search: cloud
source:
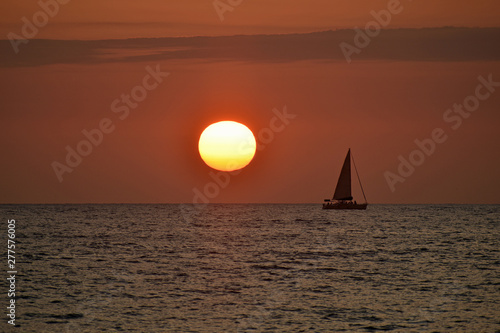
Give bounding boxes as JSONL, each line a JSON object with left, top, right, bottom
{"left": 1, "top": 27, "right": 499, "bottom": 67}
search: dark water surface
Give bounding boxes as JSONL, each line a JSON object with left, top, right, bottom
{"left": 0, "top": 204, "right": 499, "bottom": 332}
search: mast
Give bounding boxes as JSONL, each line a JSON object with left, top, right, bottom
{"left": 351, "top": 150, "right": 368, "bottom": 204}
{"left": 332, "top": 149, "right": 352, "bottom": 201}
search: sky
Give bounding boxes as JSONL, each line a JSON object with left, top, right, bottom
{"left": 1, "top": 1, "right": 499, "bottom": 204}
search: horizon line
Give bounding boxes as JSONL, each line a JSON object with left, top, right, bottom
{"left": 0, "top": 203, "right": 498, "bottom": 205}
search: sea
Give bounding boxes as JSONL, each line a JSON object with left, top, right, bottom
{"left": 0, "top": 204, "right": 498, "bottom": 332}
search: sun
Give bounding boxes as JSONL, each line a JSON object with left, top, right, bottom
{"left": 198, "top": 121, "right": 257, "bottom": 172}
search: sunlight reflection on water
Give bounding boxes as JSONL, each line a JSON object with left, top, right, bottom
{"left": 2, "top": 204, "right": 499, "bottom": 332}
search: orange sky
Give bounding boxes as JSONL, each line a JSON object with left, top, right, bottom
{"left": 1, "top": 2, "right": 499, "bottom": 204}
{"left": 1, "top": 0, "right": 500, "bottom": 39}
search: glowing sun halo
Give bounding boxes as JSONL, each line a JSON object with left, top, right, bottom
{"left": 198, "top": 121, "right": 257, "bottom": 172}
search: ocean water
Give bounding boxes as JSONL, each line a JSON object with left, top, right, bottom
{"left": 0, "top": 204, "right": 499, "bottom": 332}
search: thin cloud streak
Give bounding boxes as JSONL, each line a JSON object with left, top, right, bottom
{"left": 1, "top": 27, "right": 500, "bottom": 67}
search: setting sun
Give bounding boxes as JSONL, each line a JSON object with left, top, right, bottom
{"left": 198, "top": 121, "right": 257, "bottom": 172}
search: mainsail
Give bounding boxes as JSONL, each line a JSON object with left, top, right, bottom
{"left": 332, "top": 149, "right": 353, "bottom": 200}
{"left": 323, "top": 148, "right": 368, "bottom": 210}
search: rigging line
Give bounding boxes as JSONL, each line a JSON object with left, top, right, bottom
{"left": 351, "top": 151, "right": 368, "bottom": 203}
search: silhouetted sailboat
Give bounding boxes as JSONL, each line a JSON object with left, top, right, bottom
{"left": 323, "top": 149, "right": 368, "bottom": 210}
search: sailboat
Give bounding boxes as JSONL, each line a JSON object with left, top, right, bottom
{"left": 323, "top": 149, "right": 368, "bottom": 210}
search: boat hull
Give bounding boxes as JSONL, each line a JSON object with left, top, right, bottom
{"left": 322, "top": 202, "right": 367, "bottom": 210}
